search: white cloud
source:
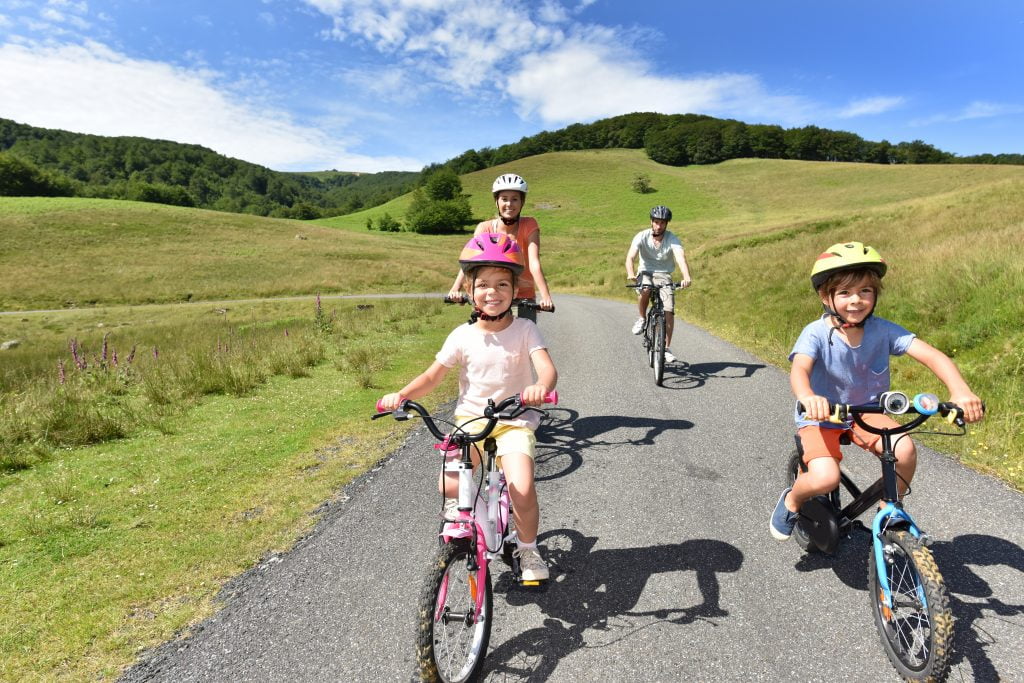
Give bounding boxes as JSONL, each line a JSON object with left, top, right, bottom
{"left": 837, "top": 96, "right": 905, "bottom": 118}
{"left": 0, "top": 40, "right": 424, "bottom": 171}
{"left": 911, "top": 100, "right": 1024, "bottom": 126}
{"left": 305, "top": 0, "right": 815, "bottom": 125}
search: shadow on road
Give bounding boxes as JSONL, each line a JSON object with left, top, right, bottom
{"left": 661, "top": 360, "right": 766, "bottom": 390}
{"left": 483, "top": 529, "right": 743, "bottom": 680}
{"left": 791, "top": 529, "right": 1024, "bottom": 681}
{"left": 533, "top": 410, "right": 695, "bottom": 482}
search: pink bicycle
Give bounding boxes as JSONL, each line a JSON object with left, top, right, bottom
{"left": 374, "top": 392, "right": 557, "bottom": 682}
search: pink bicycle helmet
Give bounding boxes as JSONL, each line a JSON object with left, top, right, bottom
{"left": 458, "top": 233, "right": 525, "bottom": 275}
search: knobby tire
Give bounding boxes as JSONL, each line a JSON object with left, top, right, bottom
{"left": 416, "top": 540, "right": 492, "bottom": 683}
{"left": 868, "top": 529, "right": 953, "bottom": 682}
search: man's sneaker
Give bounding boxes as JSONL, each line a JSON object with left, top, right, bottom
{"left": 514, "top": 546, "right": 549, "bottom": 581}
{"left": 770, "top": 487, "right": 799, "bottom": 541}
{"left": 631, "top": 318, "right": 645, "bottom": 335}
{"left": 442, "top": 498, "right": 459, "bottom": 521}
{"left": 664, "top": 349, "right": 676, "bottom": 363}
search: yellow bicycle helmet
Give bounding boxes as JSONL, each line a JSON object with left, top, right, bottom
{"left": 810, "top": 242, "right": 887, "bottom": 291}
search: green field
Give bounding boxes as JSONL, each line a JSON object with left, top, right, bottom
{"left": 2, "top": 151, "right": 1022, "bottom": 679}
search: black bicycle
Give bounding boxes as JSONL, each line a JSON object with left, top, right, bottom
{"left": 627, "top": 272, "right": 684, "bottom": 386}
{"left": 785, "top": 391, "right": 978, "bottom": 681}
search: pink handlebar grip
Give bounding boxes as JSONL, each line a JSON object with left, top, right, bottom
{"left": 544, "top": 390, "right": 558, "bottom": 405}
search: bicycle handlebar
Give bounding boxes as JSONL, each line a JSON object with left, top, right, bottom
{"left": 443, "top": 294, "right": 553, "bottom": 312}
{"left": 796, "top": 391, "right": 973, "bottom": 433}
{"left": 626, "top": 272, "right": 687, "bottom": 291}
{"left": 373, "top": 391, "right": 558, "bottom": 443}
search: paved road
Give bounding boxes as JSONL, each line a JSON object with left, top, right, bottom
{"left": 122, "top": 294, "right": 1024, "bottom": 682}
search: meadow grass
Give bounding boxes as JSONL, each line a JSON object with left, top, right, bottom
{"left": 2, "top": 153, "right": 1023, "bottom": 679}
{"left": 0, "top": 297, "right": 459, "bottom": 681}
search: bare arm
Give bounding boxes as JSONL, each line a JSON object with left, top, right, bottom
{"left": 905, "top": 339, "right": 984, "bottom": 422}
{"left": 524, "top": 233, "right": 554, "bottom": 310}
{"left": 521, "top": 348, "right": 558, "bottom": 406}
{"left": 625, "top": 245, "right": 640, "bottom": 280}
{"left": 790, "top": 353, "right": 830, "bottom": 421}
{"left": 379, "top": 361, "right": 450, "bottom": 411}
{"left": 672, "top": 245, "right": 692, "bottom": 286}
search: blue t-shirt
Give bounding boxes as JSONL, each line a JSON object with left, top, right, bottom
{"left": 789, "top": 315, "right": 916, "bottom": 428}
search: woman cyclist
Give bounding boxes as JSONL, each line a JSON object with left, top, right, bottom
{"left": 447, "top": 173, "right": 554, "bottom": 322}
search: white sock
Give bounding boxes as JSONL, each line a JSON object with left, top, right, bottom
{"left": 518, "top": 540, "right": 537, "bottom": 550}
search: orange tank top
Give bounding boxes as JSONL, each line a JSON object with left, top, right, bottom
{"left": 480, "top": 217, "right": 539, "bottom": 299}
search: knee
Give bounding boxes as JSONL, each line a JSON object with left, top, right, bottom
{"left": 895, "top": 439, "right": 918, "bottom": 468}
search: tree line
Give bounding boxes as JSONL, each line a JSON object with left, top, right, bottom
{"left": 0, "top": 118, "right": 417, "bottom": 217}
{"left": 3, "top": 114, "right": 1020, "bottom": 224}
{"left": 430, "top": 112, "right": 1023, "bottom": 175}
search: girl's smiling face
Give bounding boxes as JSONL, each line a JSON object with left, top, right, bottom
{"left": 471, "top": 266, "right": 516, "bottom": 315}
{"left": 823, "top": 274, "right": 877, "bottom": 325}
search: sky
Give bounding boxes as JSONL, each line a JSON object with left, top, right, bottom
{"left": 1, "top": 1, "right": 1022, "bottom": 173}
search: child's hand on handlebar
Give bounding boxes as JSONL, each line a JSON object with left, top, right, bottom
{"left": 950, "top": 391, "right": 985, "bottom": 423}
{"left": 378, "top": 392, "right": 405, "bottom": 412}
{"left": 520, "top": 384, "right": 550, "bottom": 406}
{"left": 799, "top": 394, "right": 831, "bottom": 422}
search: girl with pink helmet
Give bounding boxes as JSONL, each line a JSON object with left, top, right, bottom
{"left": 380, "top": 233, "right": 559, "bottom": 582}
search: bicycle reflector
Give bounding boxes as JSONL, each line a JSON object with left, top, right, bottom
{"left": 880, "top": 391, "right": 909, "bottom": 414}
{"left": 913, "top": 393, "right": 940, "bottom": 416}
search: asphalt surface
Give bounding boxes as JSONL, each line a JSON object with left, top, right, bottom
{"left": 121, "top": 294, "right": 1024, "bottom": 682}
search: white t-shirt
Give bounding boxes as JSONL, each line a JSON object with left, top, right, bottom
{"left": 630, "top": 229, "right": 683, "bottom": 274}
{"left": 436, "top": 318, "right": 548, "bottom": 429}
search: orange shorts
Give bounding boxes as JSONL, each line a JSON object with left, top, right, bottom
{"left": 797, "top": 413, "right": 901, "bottom": 463}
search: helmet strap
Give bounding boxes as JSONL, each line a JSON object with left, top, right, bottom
{"left": 467, "top": 270, "right": 517, "bottom": 324}
{"left": 822, "top": 297, "right": 875, "bottom": 346}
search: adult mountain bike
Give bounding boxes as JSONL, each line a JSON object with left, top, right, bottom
{"left": 785, "top": 391, "right": 977, "bottom": 681}
{"left": 373, "top": 392, "right": 556, "bottom": 683}
{"left": 627, "top": 272, "right": 684, "bottom": 387}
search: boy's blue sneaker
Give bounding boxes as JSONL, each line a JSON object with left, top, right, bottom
{"left": 770, "top": 487, "right": 799, "bottom": 541}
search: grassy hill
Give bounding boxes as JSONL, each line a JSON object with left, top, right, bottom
{"left": 2, "top": 152, "right": 1022, "bottom": 680}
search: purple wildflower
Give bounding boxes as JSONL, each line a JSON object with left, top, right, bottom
{"left": 153, "top": 346, "right": 159, "bottom": 360}
{"left": 58, "top": 358, "right": 66, "bottom": 385}
{"left": 126, "top": 345, "right": 136, "bottom": 364}
{"left": 101, "top": 332, "right": 109, "bottom": 365}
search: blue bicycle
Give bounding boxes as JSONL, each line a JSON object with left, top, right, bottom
{"left": 786, "top": 391, "right": 975, "bottom": 681}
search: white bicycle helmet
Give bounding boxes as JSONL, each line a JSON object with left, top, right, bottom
{"left": 492, "top": 173, "right": 528, "bottom": 197}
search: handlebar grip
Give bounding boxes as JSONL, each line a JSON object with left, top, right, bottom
{"left": 443, "top": 294, "right": 469, "bottom": 305}
{"left": 376, "top": 396, "right": 406, "bottom": 413}
{"left": 544, "top": 390, "right": 558, "bottom": 405}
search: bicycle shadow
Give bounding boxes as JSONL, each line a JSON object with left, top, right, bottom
{"left": 930, "top": 534, "right": 1024, "bottom": 681}
{"left": 793, "top": 531, "right": 1024, "bottom": 680}
{"left": 533, "top": 411, "right": 695, "bottom": 481}
{"left": 483, "top": 528, "right": 743, "bottom": 680}
{"left": 660, "top": 360, "right": 766, "bottom": 391}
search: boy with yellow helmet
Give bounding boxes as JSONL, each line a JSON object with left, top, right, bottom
{"left": 770, "top": 242, "right": 984, "bottom": 541}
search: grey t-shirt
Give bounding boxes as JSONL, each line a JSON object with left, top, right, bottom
{"left": 630, "top": 229, "right": 683, "bottom": 274}
{"left": 789, "top": 314, "right": 916, "bottom": 428}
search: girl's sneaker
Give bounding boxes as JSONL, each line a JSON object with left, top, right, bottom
{"left": 514, "top": 546, "right": 549, "bottom": 581}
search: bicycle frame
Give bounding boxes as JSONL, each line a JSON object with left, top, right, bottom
{"left": 799, "top": 396, "right": 967, "bottom": 609}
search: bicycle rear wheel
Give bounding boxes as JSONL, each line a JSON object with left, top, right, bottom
{"left": 416, "top": 540, "right": 492, "bottom": 683}
{"left": 652, "top": 314, "right": 665, "bottom": 386}
{"left": 868, "top": 529, "right": 952, "bottom": 681}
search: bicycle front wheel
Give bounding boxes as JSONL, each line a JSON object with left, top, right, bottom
{"left": 868, "top": 529, "right": 953, "bottom": 681}
{"left": 652, "top": 314, "right": 665, "bottom": 386}
{"left": 416, "top": 539, "right": 492, "bottom": 683}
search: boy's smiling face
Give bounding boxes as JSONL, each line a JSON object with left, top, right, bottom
{"left": 471, "top": 266, "right": 516, "bottom": 316}
{"left": 822, "top": 274, "right": 877, "bottom": 325}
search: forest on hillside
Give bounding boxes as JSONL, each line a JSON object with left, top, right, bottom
{"left": 2, "top": 113, "right": 1021, "bottom": 218}
{"left": 0, "top": 118, "right": 417, "bottom": 218}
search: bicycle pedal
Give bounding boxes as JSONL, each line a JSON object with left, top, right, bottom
{"left": 520, "top": 579, "right": 542, "bottom": 587}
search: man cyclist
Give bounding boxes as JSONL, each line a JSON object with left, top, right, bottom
{"left": 625, "top": 205, "right": 692, "bottom": 363}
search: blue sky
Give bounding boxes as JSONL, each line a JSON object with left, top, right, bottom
{"left": 1, "top": 0, "right": 1021, "bottom": 172}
